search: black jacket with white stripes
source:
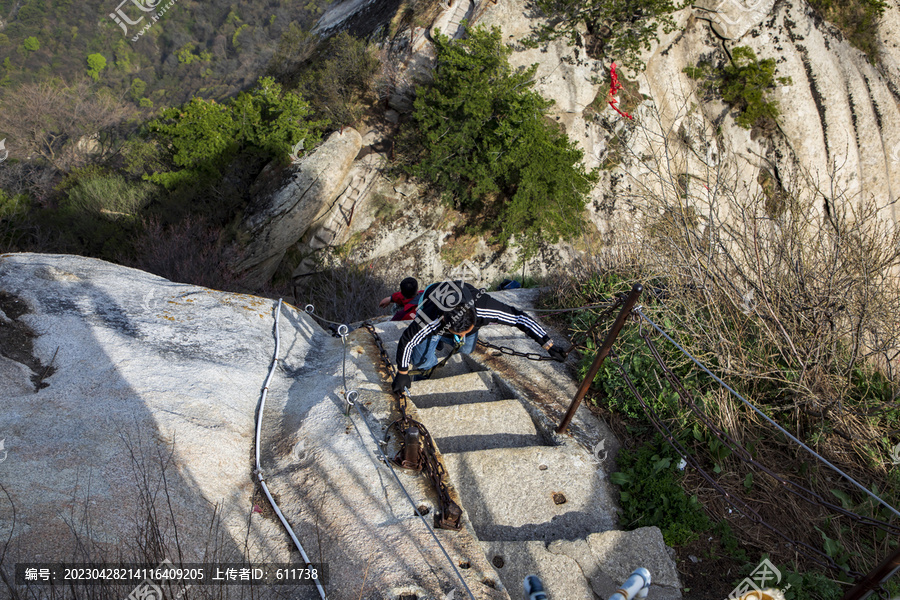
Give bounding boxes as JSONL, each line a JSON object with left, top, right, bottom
{"left": 395, "top": 282, "right": 551, "bottom": 371}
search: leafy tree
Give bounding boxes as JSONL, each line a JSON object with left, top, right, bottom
{"left": 528, "top": 0, "right": 683, "bottom": 71}
{"left": 130, "top": 77, "right": 147, "bottom": 101}
{"left": 267, "top": 22, "right": 316, "bottom": 81}
{"left": 23, "top": 37, "right": 39, "bottom": 52}
{"left": 0, "top": 78, "right": 134, "bottom": 171}
{"left": 684, "top": 46, "right": 792, "bottom": 130}
{"left": 408, "top": 25, "right": 598, "bottom": 257}
{"left": 86, "top": 53, "right": 106, "bottom": 81}
{"left": 146, "top": 76, "right": 327, "bottom": 187}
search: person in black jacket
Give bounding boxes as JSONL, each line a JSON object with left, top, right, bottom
{"left": 391, "top": 280, "right": 565, "bottom": 394}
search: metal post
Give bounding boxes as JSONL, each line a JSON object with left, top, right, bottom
{"left": 841, "top": 545, "right": 900, "bottom": 600}
{"left": 557, "top": 283, "right": 643, "bottom": 434}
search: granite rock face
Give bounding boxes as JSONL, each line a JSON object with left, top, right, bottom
{"left": 0, "top": 254, "right": 517, "bottom": 599}
{"left": 233, "top": 128, "right": 363, "bottom": 288}
{"left": 297, "top": 0, "right": 900, "bottom": 287}
{"left": 0, "top": 253, "right": 303, "bottom": 594}
{"left": 475, "top": 0, "right": 900, "bottom": 236}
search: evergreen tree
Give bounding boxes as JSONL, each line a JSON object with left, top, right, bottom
{"left": 411, "top": 25, "right": 598, "bottom": 256}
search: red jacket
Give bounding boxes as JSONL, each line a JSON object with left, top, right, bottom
{"left": 390, "top": 290, "right": 422, "bottom": 321}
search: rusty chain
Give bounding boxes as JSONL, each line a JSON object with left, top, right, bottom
{"left": 363, "top": 322, "right": 463, "bottom": 530}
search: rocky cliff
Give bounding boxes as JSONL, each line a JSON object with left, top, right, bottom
{"left": 289, "top": 0, "right": 900, "bottom": 284}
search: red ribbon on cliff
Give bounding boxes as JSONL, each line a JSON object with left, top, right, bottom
{"left": 607, "top": 63, "right": 634, "bottom": 120}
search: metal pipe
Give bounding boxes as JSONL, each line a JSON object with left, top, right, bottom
{"left": 256, "top": 299, "right": 328, "bottom": 600}
{"left": 557, "top": 283, "right": 643, "bottom": 434}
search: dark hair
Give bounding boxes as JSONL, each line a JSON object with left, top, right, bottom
{"left": 400, "top": 277, "right": 418, "bottom": 299}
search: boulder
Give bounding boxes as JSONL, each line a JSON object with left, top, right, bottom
{"left": 233, "top": 128, "right": 363, "bottom": 288}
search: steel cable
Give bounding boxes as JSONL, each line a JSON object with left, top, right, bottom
{"left": 638, "top": 323, "right": 900, "bottom": 535}
{"left": 304, "top": 304, "right": 352, "bottom": 328}
{"left": 336, "top": 323, "right": 476, "bottom": 600}
{"left": 608, "top": 348, "right": 856, "bottom": 576}
{"left": 255, "top": 299, "right": 328, "bottom": 600}
{"left": 326, "top": 324, "right": 475, "bottom": 600}
{"left": 636, "top": 307, "right": 900, "bottom": 522}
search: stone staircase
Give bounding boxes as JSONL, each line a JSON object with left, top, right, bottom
{"left": 445, "top": 0, "right": 474, "bottom": 39}
{"left": 430, "top": 0, "right": 474, "bottom": 40}
{"left": 372, "top": 320, "right": 683, "bottom": 599}
{"left": 292, "top": 164, "right": 378, "bottom": 278}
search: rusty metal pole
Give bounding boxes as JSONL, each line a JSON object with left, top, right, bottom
{"left": 557, "top": 283, "right": 643, "bottom": 435}
{"left": 841, "top": 545, "right": 900, "bottom": 600}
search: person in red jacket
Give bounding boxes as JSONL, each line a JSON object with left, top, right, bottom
{"left": 379, "top": 277, "right": 422, "bottom": 321}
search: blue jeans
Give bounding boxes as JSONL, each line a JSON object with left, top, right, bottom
{"left": 410, "top": 331, "right": 479, "bottom": 371}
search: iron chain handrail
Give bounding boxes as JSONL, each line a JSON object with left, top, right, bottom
{"left": 476, "top": 293, "right": 627, "bottom": 362}
{"left": 362, "top": 323, "right": 464, "bottom": 530}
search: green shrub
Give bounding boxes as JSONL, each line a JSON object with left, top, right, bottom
{"left": 408, "top": 25, "right": 598, "bottom": 258}
{"left": 146, "top": 76, "right": 327, "bottom": 187}
{"left": 610, "top": 434, "right": 710, "bottom": 546}
{"left": 232, "top": 24, "right": 250, "bottom": 49}
{"left": 684, "top": 46, "right": 791, "bottom": 130}
{"left": 130, "top": 78, "right": 147, "bottom": 101}
{"left": 780, "top": 569, "right": 842, "bottom": 600}
{"left": 23, "top": 36, "right": 39, "bottom": 52}
{"left": 51, "top": 171, "right": 155, "bottom": 259}
{"left": 0, "top": 188, "right": 31, "bottom": 251}
{"left": 296, "top": 31, "right": 381, "bottom": 127}
{"left": 267, "top": 23, "right": 317, "bottom": 81}
{"left": 86, "top": 53, "right": 106, "bottom": 81}
{"left": 807, "top": 0, "right": 890, "bottom": 64}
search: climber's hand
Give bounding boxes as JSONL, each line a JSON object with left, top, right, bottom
{"left": 392, "top": 372, "right": 412, "bottom": 394}
{"left": 548, "top": 346, "right": 567, "bottom": 362}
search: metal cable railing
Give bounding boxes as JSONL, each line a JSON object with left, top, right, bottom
{"left": 254, "top": 299, "right": 328, "bottom": 600}
{"left": 303, "top": 306, "right": 476, "bottom": 600}
{"left": 637, "top": 308, "right": 900, "bottom": 522}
